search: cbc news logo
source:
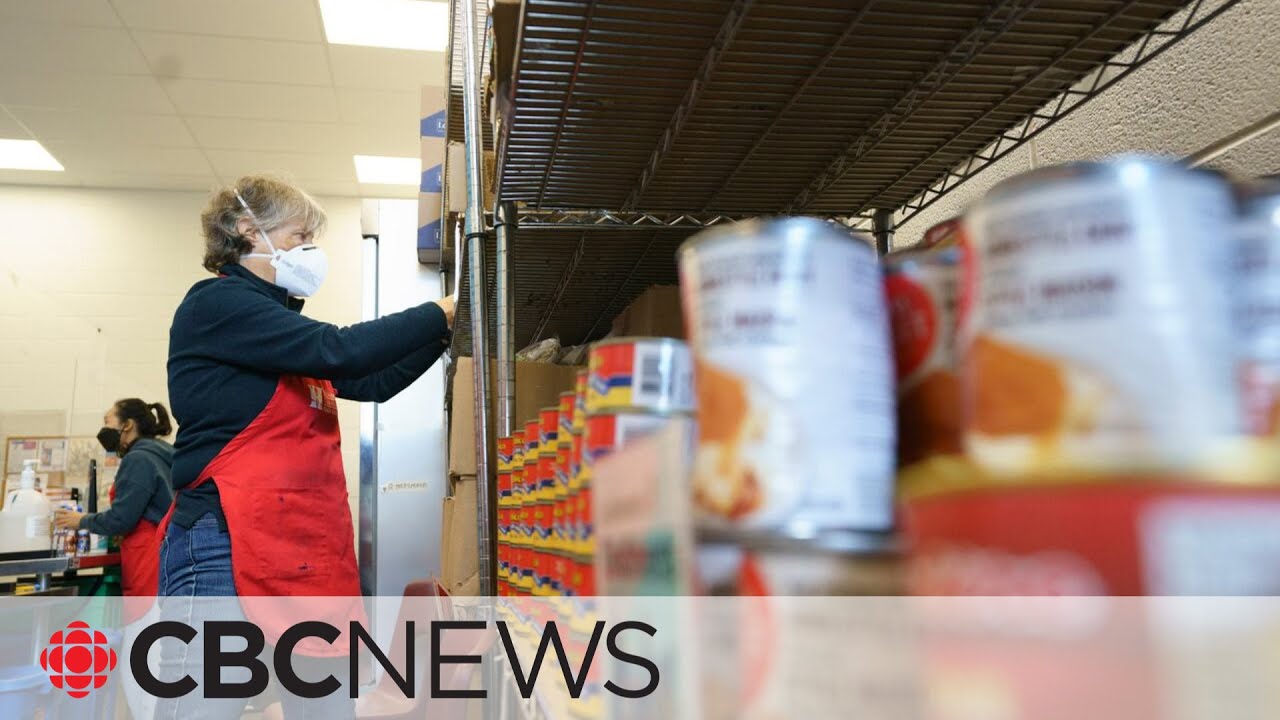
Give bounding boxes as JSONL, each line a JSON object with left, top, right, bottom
{"left": 39, "top": 621, "right": 119, "bottom": 699}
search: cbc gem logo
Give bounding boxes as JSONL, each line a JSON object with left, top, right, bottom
{"left": 39, "top": 621, "right": 118, "bottom": 698}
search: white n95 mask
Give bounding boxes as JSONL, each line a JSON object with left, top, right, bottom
{"left": 234, "top": 191, "right": 328, "bottom": 298}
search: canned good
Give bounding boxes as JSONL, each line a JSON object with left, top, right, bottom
{"left": 497, "top": 435, "right": 514, "bottom": 474}
{"left": 696, "top": 528, "right": 902, "bottom": 595}
{"left": 540, "top": 407, "right": 560, "bottom": 454}
{"left": 587, "top": 337, "right": 694, "bottom": 414}
{"left": 574, "top": 369, "right": 588, "bottom": 433}
{"left": 965, "top": 158, "right": 1241, "bottom": 475}
{"left": 559, "top": 391, "right": 576, "bottom": 439}
{"left": 75, "top": 529, "right": 90, "bottom": 555}
{"left": 522, "top": 452, "right": 537, "bottom": 502}
{"left": 1233, "top": 179, "right": 1280, "bottom": 436}
{"left": 582, "top": 411, "right": 674, "bottom": 481}
{"left": 512, "top": 429, "right": 525, "bottom": 466}
{"left": 679, "top": 217, "right": 895, "bottom": 532}
{"left": 568, "top": 432, "right": 584, "bottom": 492}
{"left": 884, "top": 247, "right": 962, "bottom": 467}
{"left": 922, "top": 215, "right": 967, "bottom": 249}
{"left": 538, "top": 454, "right": 557, "bottom": 502}
{"left": 524, "top": 420, "right": 540, "bottom": 460}
{"left": 497, "top": 469, "right": 513, "bottom": 507}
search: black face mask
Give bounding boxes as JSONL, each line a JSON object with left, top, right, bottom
{"left": 97, "top": 427, "right": 122, "bottom": 455}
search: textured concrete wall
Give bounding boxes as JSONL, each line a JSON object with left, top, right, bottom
{"left": 893, "top": 0, "right": 1280, "bottom": 249}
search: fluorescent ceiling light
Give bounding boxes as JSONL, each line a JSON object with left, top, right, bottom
{"left": 0, "top": 139, "right": 63, "bottom": 171}
{"left": 354, "top": 155, "right": 421, "bottom": 185}
{"left": 320, "top": 0, "right": 448, "bottom": 52}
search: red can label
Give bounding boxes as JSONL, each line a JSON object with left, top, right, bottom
{"left": 496, "top": 436, "right": 514, "bottom": 473}
{"left": 523, "top": 420, "right": 540, "bottom": 458}
{"left": 497, "top": 470, "right": 512, "bottom": 503}
{"left": 539, "top": 408, "right": 559, "bottom": 450}
{"left": 574, "top": 370, "right": 588, "bottom": 434}
{"left": 537, "top": 454, "right": 557, "bottom": 500}
{"left": 522, "top": 458, "right": 538, "bottom": 499}
{"left": 555, "top": 444, "right": 572, "bottom": 498}
{"left": 558, "top": 392, "right": 575, "bottom": 439}
{"left": 511, "top": 430, "right": 525, "bottom": 468}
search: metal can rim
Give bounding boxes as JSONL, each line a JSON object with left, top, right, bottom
{"left": 695, "top": 526, "right": 901, "bottom": 557}
{"left": 677, "top": 216, "right": 875, "bottom": 257}
{"left": 589, "top": 335, "right": 689, "bottom": 350}
{"left": 980, "top": 156, "right": 1225, "bottom": 205}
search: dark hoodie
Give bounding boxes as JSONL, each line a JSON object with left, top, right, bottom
{"left": 79, "top": 437, "right": 175, "bottom": 536}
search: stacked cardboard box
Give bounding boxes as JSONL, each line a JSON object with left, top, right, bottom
{"left": 610, "top": 285, "right": 685, "bottom": 339}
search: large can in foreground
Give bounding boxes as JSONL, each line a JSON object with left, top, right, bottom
{"left": 678, "top": 217, "right": 895, "bottom": 532}
{"left": 965, "top": 158, "right": 1242, "bottom": 476}
{"left": 1233, "top": 179, "right": 1280, "bottom": 437}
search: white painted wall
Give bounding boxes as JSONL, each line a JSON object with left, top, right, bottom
{"left": 0, "top": 185, "right": 368, "bottom": 523}
{"left": 893, "top": 0, "right": 1280, "bottom": 248}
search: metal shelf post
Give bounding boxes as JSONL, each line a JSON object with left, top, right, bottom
{"left": 461, "top": 0, "right": 495, "bottom": 598}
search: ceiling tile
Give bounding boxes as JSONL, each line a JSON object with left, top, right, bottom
{"left": 301, "top": 181, "right": 362, "bottom": 199}
{"left": 133, "top": 32, "right": 331, "bottom": 87}
{"left": 8, "top": 107, "right": 195, "bottom": 147}
{"left": 42, "top": 142, "right": 213, "bottom": 177}
{"left": 0, "top": 108, "right": 32, "bottom": 139}
{"left": 354, "top": 183, "right": 416, "bottom": 200}
{"left": 336, "top": 88, "right": 419, "bottom": 127}
{"left": 162, "top": 78, "right": 339, "bottom": 122}
{"left": 186, "top": 116, "right": 345, "bottom": 154}
{"left": 0, "top": 22, "right": 150, "bottom": 75}
{"left": 77, "top": 173, "right": 220, "bottom": 192}
{"left": 0, "top": 72, "right": 173, "bottom": 114}
{"left": 0, "top": 0, "right": 120, "bottom": 27}
{"left": 340, "top": 123, "right": 419, "bottom": 158}
{"left": 205, "top": 149, "right": 355, "bottom": 184}
{"left": 110, "top": 0, "right": 322, "bottom": 42}
{"left": 327, "top": 46, "right": 447, "bottom": 91}
{"left": 0, "top": 169, "right": 82, "bottom": 187}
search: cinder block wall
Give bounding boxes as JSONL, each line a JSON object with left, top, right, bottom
{"left": 894, "top": 0, "right": 1280, "bottom": 248}
{"left": 0, "top": 185, "right": 365, "bottom": 527}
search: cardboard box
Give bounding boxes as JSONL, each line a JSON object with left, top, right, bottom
{"left": 449, "top": 358, "right": 581, "bottom": 477}
{"left": 611, "top": 285, "right": 685, "bottom": 339}
{"left": 446, "top": 142, "right": 496, "bottom": 215}
{"left": 440, "top": 476, "right": 478, "bottom": 589}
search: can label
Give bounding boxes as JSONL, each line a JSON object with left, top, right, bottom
{"left": 511, "top": 467, "right": 525, "bottom": 505}
{"left": 511, "top": 430, "right": 525, "bottom": 469}
{"left": 588, "top": 339, "right": 695, "bottom": 414}
{"left": 966, "top": 165, "right": 1240, "bottom": 473}
{"left": 539, "top": 408, "right": 559, "bottom": 451}
{"left": 885, "top": 250, "right": 962, "bottom": 466}
{"left": 581, "top": 412, "right": 672, "bottom": 490}
{"left": 537, "top": 454, "right": 557, "bottom": 502}
{"left": 922, "top": 216, "right": 967, "bottom": 249}
{"left": 558, "top": 391, "right": 575, "bottom": 439}
{"left": 497, "top": 470, "right": 512, "bottom": 506}
{"left": 497, "top": 436, "right": 514, "bottom": 474}
{"left": 522, "top": 459, "right": 537, "bottom": 501}
{"left": 680, "top": 221, "right": 895, "bottom": 531}
{"left": 574, "top": 370, "right": 588, "bottom": 433}
{"left": 524, "top": 421, "right": 540, "bottom": 459}
{"left": 1235, "top": 202, "right": 1280, "bottom": 436}
{"left": 568, "top": 432, "right": 584, "bottom": 492}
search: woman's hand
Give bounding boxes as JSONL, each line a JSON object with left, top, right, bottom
{"left": 434, "top": 295, "right": 457, "bottom": 329}
{"left": 54, "top": 509, "right": 85, "bottom": 531}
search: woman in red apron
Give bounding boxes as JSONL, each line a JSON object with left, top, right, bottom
{"left": 157, "top": 176, "right": 454, "bottom": 719}
{"left": 54, "top": 398, "right": 175, "bottom": 605}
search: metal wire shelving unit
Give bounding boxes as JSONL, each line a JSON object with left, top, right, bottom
{"left": 447, "top": 0, "right": 1240, "bottom": 598}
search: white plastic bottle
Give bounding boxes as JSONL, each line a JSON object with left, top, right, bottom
{"left": 2, "top": 460, "right": 53, "bottom": 552}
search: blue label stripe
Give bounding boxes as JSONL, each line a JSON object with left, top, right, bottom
{"left": 420, "top": 109, "right": 447, "bottom": 138}
{"left": 417, "top": 221, "right": 442, "bottom": 250}
{"left": 420, "top": 164, "right": 443, "bottom": 193}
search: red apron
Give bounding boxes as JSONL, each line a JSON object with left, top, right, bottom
{"left": 112, "top": 482, "right": 162, "bottom": 625}
{"left": 157, "top": 375, "right": 364, "bottom": 656}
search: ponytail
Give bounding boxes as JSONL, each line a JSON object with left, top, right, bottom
{"left": 113, "top": 398, "right": 174, "bottom": 439}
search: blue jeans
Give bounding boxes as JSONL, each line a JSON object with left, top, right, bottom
{"left": 154, "top": 513, "right": 354, "bottom": 720}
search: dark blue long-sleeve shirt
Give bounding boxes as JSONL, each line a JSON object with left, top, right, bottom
{"left": 167, "top": 263, "right": 449, "bottom": 528}
{"left": 79, "top": 438, "right": 174, "bottom": 536}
